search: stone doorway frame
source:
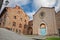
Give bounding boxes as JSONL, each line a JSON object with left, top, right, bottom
{"left": 38, "top": 22, "right": 47, "bottom": 35}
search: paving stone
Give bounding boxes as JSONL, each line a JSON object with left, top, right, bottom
{"left": 0, "top": 28, "right": 34, "bottom": 40}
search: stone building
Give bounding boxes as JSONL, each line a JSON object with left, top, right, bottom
{"left": 33, "top": 7, "right": 58, "bottom": 36}
{"left": 0, "top": 5, "right": 29, "bottom": 35}
{"left": 28, "top": 20, "right": 33, "bottom": 35}
{"left": 56, "top": 11, "right": 60, "bottom": 36}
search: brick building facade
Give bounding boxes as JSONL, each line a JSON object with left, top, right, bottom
{"left": 0, "top": 5, "right": 29, "bottom": 35}
{"left": 28, "top": 20, "right": 33, "bottom": 35}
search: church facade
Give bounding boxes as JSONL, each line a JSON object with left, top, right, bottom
{"left": 33, "top": 7, "right": 58, "bottom": 36}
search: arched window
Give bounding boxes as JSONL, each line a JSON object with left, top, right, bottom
{"left": 14, "top": 16, "right": 16, "bottom": 19}
{"left": 13, "top": 22, "right": 16, "bottom": 26}
{"left": 25, "top": 20, "right": 26, "bottom": 22}
{"left": 19, "top": 24, "right": 22, "bottom": 28}
{"left": 20, "top": 18, "right": 22, "bottom": 21}
{"left": 24, "top": 24, "right": 28, "bottom": 28}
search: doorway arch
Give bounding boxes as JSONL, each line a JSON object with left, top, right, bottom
{"left": 39, "top": 23, "right": 47, "bottom": 36}
{"left": 40, "top": 23, "right": 46, "bottom": 28}
{"left": 28, "top": 27, "right": 33, "bottom": 35}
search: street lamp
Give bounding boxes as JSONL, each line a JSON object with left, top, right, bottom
{"left": 5, "top": 0, "right": 9, "bottom": 5}
{"left": 0, "top": 0, "right": 3, "bottom": 9}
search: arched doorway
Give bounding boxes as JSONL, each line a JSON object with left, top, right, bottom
{"left": 28, "top": 27, "right": 33, "bottom": 35}
{"left": 23, "top": 24, "right": 28, "bottom": 35}
{"left": 39, "top": 23, "right": 47, "bottom": 36}
{"left": 58, "top": 29, "right": 60, "bottom": 36}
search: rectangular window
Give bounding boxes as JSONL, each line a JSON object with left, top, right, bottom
{"left": 25, "top": 20, "right": 26, "bottom": 22}
{"left": 14, "top": 16, "right": 16, "bottom": 19}
{"left": 19, "top": 24, "right": 22, "bottom": 28}
{"left": 20, "top": 18, "right": 22, "bottom": 21}
{"left": 13, "top": 22, "right": 16, "bottom": 26}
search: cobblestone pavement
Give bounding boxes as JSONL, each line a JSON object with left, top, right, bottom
{"left": 0, "top": 28, "right": 34, "bottom": 40}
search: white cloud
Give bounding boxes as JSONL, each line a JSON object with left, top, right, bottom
{"left": 1, "top": 0, "right": 60, "bottom": 20}
{"left": 15, "top": 0, "right": 29, "bottom": 5}
{"left": 55, "top": 0, "right": 60, "bottom": 12}
{"left": 15, "top": 0, "right": 21, "bottom": 2}
{"left": 7, "top": 0, "right": 15, "bottom": 7}
{"left": 33, "top": 0, "right": 60, "bottom": 12}
{"left": 32, "top": 0, "right": 60, "bottom": 20}
{"left": 26, "top": 11, "right": 35, "bottom": 20}
{"left": 7, "top": 0, "right": 30, "bottom": 7}
{"left": 33, "top": 0, "right": 56, "bottom": 8}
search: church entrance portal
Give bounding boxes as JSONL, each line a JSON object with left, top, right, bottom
{"left": 39, "top": 23, "right": 46, "bottom": 36}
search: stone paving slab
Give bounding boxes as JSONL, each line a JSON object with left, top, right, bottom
{"left": 0, "top": 28, "right": 34, "bottom": 40}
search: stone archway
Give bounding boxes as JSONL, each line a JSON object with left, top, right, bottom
{"left": 28, "top": 27, "right": 33, "bottom": 35}
{"left": 58, "top": 29, "right": 60, "bottom": 36}
{"left": 23, "top": 24, "right": 28, "bottom": 35}
{"left": 39, "top": 23, "right": 47, "bottom": 36}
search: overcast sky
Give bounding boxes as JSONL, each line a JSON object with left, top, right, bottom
{"left": 2, "top": 0, "right": 60, "bottom": 20}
